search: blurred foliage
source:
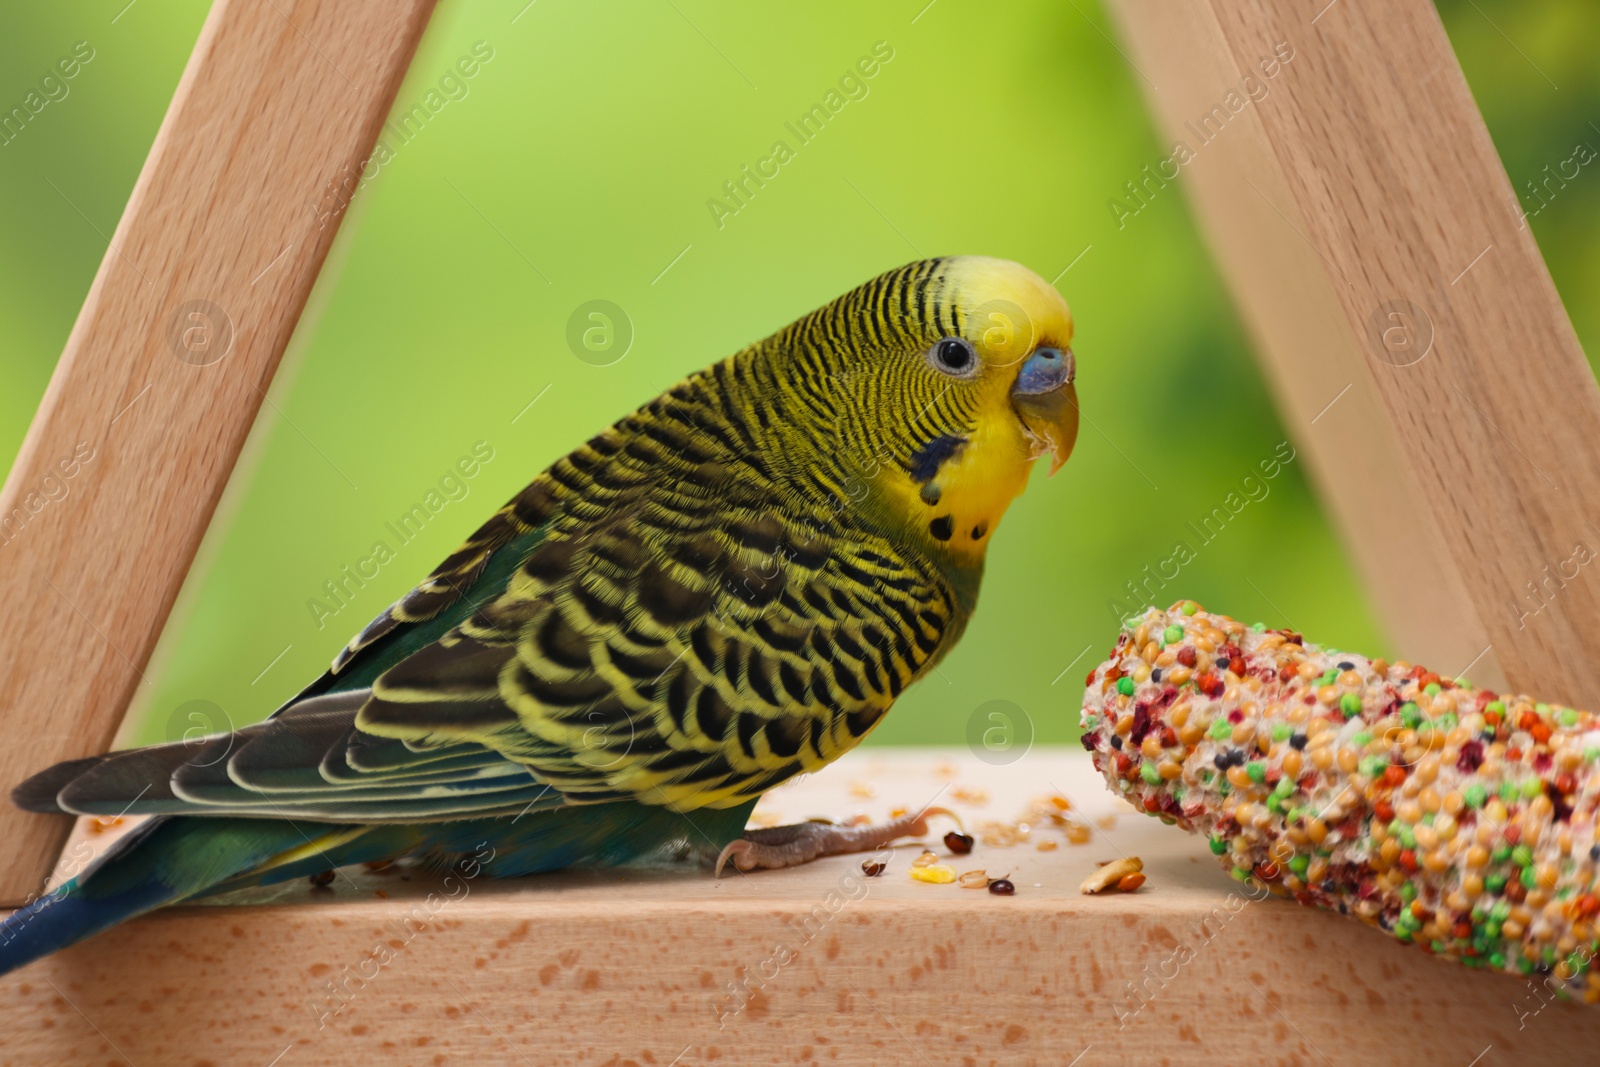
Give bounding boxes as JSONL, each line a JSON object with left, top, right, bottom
{"left": 0, "top": 0, "right": 1587, "bottom": 752}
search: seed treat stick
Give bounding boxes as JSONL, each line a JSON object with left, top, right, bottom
{"left": 1080, "top": 603, "right": 1600, "bottom": 1000}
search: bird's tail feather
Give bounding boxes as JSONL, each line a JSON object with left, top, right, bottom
{"left": 0, "top": 816, "right": 363, "bottom": 976}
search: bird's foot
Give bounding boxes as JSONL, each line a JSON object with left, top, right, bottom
{"left": 715, "top": 805, "right": 962, "bottom": 877}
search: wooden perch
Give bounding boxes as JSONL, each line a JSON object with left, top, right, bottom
{"left": 6, "top": 750, "right": 1600, "bottom": 1064}
{"left": 0, "top": 0, "right": 435, "bottom": 904}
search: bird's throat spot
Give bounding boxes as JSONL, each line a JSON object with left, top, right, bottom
{"left": 929, "top": 515, "right": 954, "bottom": 541}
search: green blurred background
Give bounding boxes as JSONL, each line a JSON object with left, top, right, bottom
{"left": 0, "top": 0, "right": 1592, "bottom": 750}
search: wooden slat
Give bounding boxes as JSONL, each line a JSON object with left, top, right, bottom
{"left": 1110, "top": 0, "right": 1600, "bottom": 705}
{"left": 0, "top": 0, "right": 435, "bottom": 904}
{"left": 6, "top": 750, "right": 1599, "bottom": 1064}
{"left": 1106, "top": 0, "right": 1509, "bottom": 693}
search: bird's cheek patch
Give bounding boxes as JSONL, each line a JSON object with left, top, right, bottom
{"left": 908, "top": 434, "right": 967, "bottom": 494}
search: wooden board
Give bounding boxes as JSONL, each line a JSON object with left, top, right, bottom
{"left": 0, "top": 0, "right": 436, "bottom": 905}
{"left": 1108, "top": 0, "right": 1600, "bottom": 708}
{"left": 4, "top": 749, "right": 1598, "bottom": 1065}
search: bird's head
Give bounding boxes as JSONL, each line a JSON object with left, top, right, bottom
{"left": 759, "top": 256, "right": 1078, "bottom": 564}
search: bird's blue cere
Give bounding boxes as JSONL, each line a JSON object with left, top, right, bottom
{"left": 1012, "top": 347, "right": 1075, "bottom": 396}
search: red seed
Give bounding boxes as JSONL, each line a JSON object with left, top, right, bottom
{"left": 862, "top": 860, "right": 886, "bottom": 877}
{"left": 944, "top": 831, "right": 975, "bottom": 855}
{"left": 1176, "top": 646, "right": 1198, "bottom": 668}
{"left": 309, "top": 870, "right": 335, "bottom": 888}
{"left": 988, "top": 878, "right": 1016, "bottom": 895}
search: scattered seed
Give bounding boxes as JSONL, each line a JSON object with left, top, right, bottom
{"left": 911, "top": 849, "right": 939, "bottom": 868}
{"left": 958, "top": 869, "right": 990, "bottom": 889}
{"left": 989, "top": 878, "right": 1016, "bottom": 895}
{"left": 944, "top": 831, "right": 975, "bottom": 855}
{"left": 849, "top": 781, "right": 878, "bottom": 799}
{"left": 309, "top": 869, "right": 335, "bottom": 888}
{"left": 1081, "top": 856, "right": 1145, "bottom": 894}
{"left": 862, "top": 859, "right": 886, "bottom": 877}
{"left": 910, "top": 863, "right": 957, "bottom": 884}
{"left": 1037, "top": 840, "right": 1059, "bottom": 851}
{"left": 1117, "top": 872, "right": 1147, "bottom": 892}
{"left": 952, "top": 785, "right": 991, "bottom": 805}
{"left": 977, "top": 820, "right": 1031, "bottom": 848}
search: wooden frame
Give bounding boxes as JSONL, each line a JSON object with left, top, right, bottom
{"left": 0, "top": 0, "right": 436, "bottom": 904}
{"left": 7, "top": 0, "right": 1600, "bottom": 1061}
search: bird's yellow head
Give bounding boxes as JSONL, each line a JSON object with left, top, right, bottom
{"left": 752, "top": 256, "right": 1078, "bottom": 566}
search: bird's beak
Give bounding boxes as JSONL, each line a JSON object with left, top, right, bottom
{"left": 1010, "top": 347, "right": 1079, "bottom": 476}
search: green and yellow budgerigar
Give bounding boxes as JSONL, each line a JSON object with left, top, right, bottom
{"left": 0, "top": 256, "right": 1078, "bottom": 973}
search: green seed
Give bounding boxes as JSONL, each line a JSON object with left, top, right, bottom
{"left": 1521, "top": 866, "right": 1539, "bottom": 890}
{"left": 1246, "top": 762, "right": 1266, "bottom": 783}
{"left": 1209, "top": 718, "right": 1232, "bottom": 740}
{"left": 1463, "top": 784, "right": 1487, "bottom": 808}
{"left": 1271, "top": 723, "right": 1293, "bottom": 741}
{"left": 1559, "top": 708, "right": 1579, "bottom": 727}
{"left": 1512, "top": 845, "right": 1533, "bottom": 868}
{"left": 1117, "top": 676, "right": 1136, "bottom": 696}
{"left": 1181, "top": 602, "right": 1199, "bottom": 616}
{"left": 1352, "top": 731, "right": 1372, "bottom": 749}
{"left": 1140, "top": 762, "right": 1162, "bottom": 785}
{"left": 1162, "top": 625, "right": 1184, "bottom": 645}
{"left": 1209, "top": 836, "right": 1227, "bottom": 855}
{"left": 1340, "top": 692, "right": 1363, "bottom": 718}
{"left": 1400, "top": 702, "right": 1422, "bottom": 728}
{"left": 1424, "top": 682, "right": 1442, "bottom": 696}
{"left": 1521, "top": 778, "right": 1544, "bottom": 799}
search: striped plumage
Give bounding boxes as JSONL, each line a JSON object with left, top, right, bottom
{"left": 0, "top": 256, "right": 1078, "bottom": 972}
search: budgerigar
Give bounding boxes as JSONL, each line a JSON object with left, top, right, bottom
{"left": 0, "top": 256, "right": 1078, "bottom": 974}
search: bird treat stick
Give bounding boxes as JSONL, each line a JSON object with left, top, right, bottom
{"left": 1080, "top": 602, "right": 1600, "bottom": 1001}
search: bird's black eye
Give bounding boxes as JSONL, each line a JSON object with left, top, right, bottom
{"left": 930, "top": 337, "right": 977, "bottom": 377}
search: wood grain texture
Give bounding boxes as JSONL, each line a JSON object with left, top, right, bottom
{"left": 1107, "top": 0, "right": 1511, "bottom": 695}
{"left": 5, "top": 750, "right": 1597, "bottom": 1066}
{"left": 0, "top": 0, "right": 436, "bottom": 905}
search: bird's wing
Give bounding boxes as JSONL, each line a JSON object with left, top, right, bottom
{"left": 355, "top": 468, "right": 961, "bottom": 812}
{"left": 21, "top": 418, "right": 958, "bottom": 821}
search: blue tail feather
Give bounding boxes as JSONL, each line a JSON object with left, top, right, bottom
{"left": 0, "top": 800, "right": 756, "bottom": 976}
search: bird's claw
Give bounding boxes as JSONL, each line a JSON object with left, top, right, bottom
{"left": 714, "top": 804, "right": 962, "bottom": 877}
